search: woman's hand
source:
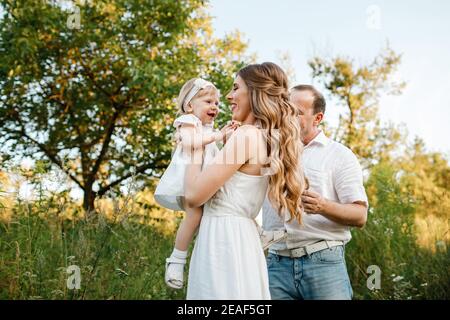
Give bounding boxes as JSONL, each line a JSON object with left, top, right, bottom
{"left": 220, "top": 121, "right": 241, "bottom": 144}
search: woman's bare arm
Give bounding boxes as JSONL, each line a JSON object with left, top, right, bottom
{"left": 184, "top": 125, "right": 260, "bottom": 208}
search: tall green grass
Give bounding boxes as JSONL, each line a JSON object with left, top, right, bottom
{"left": 0, "top": 202, "right": 186, "bottom": 300}
{"left": 0, "top": 165, "right": 448, "bottom": 299}
{"left": 346, "top": 164, "right": 449, "bottom": 299}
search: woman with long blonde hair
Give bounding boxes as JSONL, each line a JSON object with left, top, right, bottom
{"left": 183, "top": 62, "right": 307, "bottom": 299}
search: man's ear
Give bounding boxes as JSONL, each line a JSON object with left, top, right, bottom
{"left": 314, "top": 112, "right": 324, "bottom": 126}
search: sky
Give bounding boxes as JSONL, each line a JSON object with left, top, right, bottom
{"left": 2, "top": 1, "right": 449, "bottom": 200}
{"left": 209, "top": 0, "right": 450, "bottom": 157}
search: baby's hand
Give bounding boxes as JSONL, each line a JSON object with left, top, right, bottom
{"left": 173, "top": 128, "right": 182, "bottom": 144}
{"left": 220, "top": 121, "right": 241, "bottom": 143}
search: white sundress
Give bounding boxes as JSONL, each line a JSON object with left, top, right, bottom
{"left": 154, "top": 114, "right": 219, "bottom": 211}
{"left": 187, "top": 171, "right": 271, "bottom": 300}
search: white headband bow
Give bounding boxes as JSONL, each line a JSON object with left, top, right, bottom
{"left": 183, "top": 78, "right": 216, "bottom": 112}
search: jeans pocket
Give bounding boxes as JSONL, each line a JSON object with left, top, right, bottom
{"left": 317, "top": 246, "right": 344, "bottom": 263}
{"left": 266, "top": 253, "right": 277, "bottom": 269}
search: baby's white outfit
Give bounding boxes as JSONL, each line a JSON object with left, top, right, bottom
{"left": 154, "top": 114, "right": 219, "bottom": 211}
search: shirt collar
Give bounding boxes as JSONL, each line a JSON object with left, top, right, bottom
{"left": 304, "top": 130, "right": 329, "bottom": 148}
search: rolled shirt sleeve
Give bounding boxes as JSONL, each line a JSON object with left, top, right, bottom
{"left": 333, "top": 149, "right": 368, "bottom": 207}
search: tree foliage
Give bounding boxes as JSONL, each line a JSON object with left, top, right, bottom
{"left": 309, "top": 45, "right": 449, "bottom": 233}
{"left": 398, "top": 138, "right": 450, "bottom": 219}
{"left": 0, "top": 0, "right": 248, "bottom": 212}
{"left": 309, "top": 45, "right": 406, "bottom": 167}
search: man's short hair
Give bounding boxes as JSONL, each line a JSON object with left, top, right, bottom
{"left": 291, "top": 84, "right": 326, "bottom": 115}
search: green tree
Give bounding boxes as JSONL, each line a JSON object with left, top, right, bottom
{"left": 398, "top": 138, "right": 450, "bottom": 220}
{"left": 309, "top": 45, "right": 406, "bottom": 167}
{"left": 0, "top": 0, "right": 248, "bottom": 213}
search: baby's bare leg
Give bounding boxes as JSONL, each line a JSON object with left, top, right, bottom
{"left": 165, "top": 199, "right": 203, "bottom": 289}
{"left": 174, "top": 201, "right": 203, "bottom": 251}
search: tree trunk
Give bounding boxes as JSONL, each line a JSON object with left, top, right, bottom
{"left": 83, "top": 186, "right": 96, "bottom": 216}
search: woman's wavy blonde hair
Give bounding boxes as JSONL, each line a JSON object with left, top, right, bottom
{"left": 237, "top": 62, "right": 307, "bottom": 224}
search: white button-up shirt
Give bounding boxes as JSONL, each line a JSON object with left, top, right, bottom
{"left": 262, "top": 131, "right": 368, "bottom": 249}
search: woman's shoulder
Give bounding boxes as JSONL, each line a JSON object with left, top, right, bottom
{"left": 234, "top": 124, "right": 261, "bottom": 133}
{"left": 233, "top": 124, "right": 264, "bottom": 139}
{"left": 231, "top": 124, "right": 268, "bottom": 165}
{"left": 229, "top": 125, "right": 266, "bottom": 153}
{"left": 173, "top": 114, "right": 200, "bottom": 127}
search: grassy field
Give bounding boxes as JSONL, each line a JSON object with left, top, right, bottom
{"left": 346, "top": 165, "right": 449, "bottom": 300}
{"left": 0, "top": 207, "right": 186, "bottom": 300}
{"left": 0, "top": 173, "right": 448, "bottom": 300}
{"left": 0, "top": 188, "right": 188, "bottom": 300}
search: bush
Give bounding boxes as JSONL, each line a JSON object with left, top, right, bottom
{"left": 346, "top": 163, "right": 449, "bottom": 299}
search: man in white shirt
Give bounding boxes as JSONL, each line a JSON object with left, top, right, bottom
{"left": 263, "top": 84, "right": 368, "bottom": 300}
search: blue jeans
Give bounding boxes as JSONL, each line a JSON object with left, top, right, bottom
{"left": 267, "top": 245, "right": 353, "bottom": 300}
